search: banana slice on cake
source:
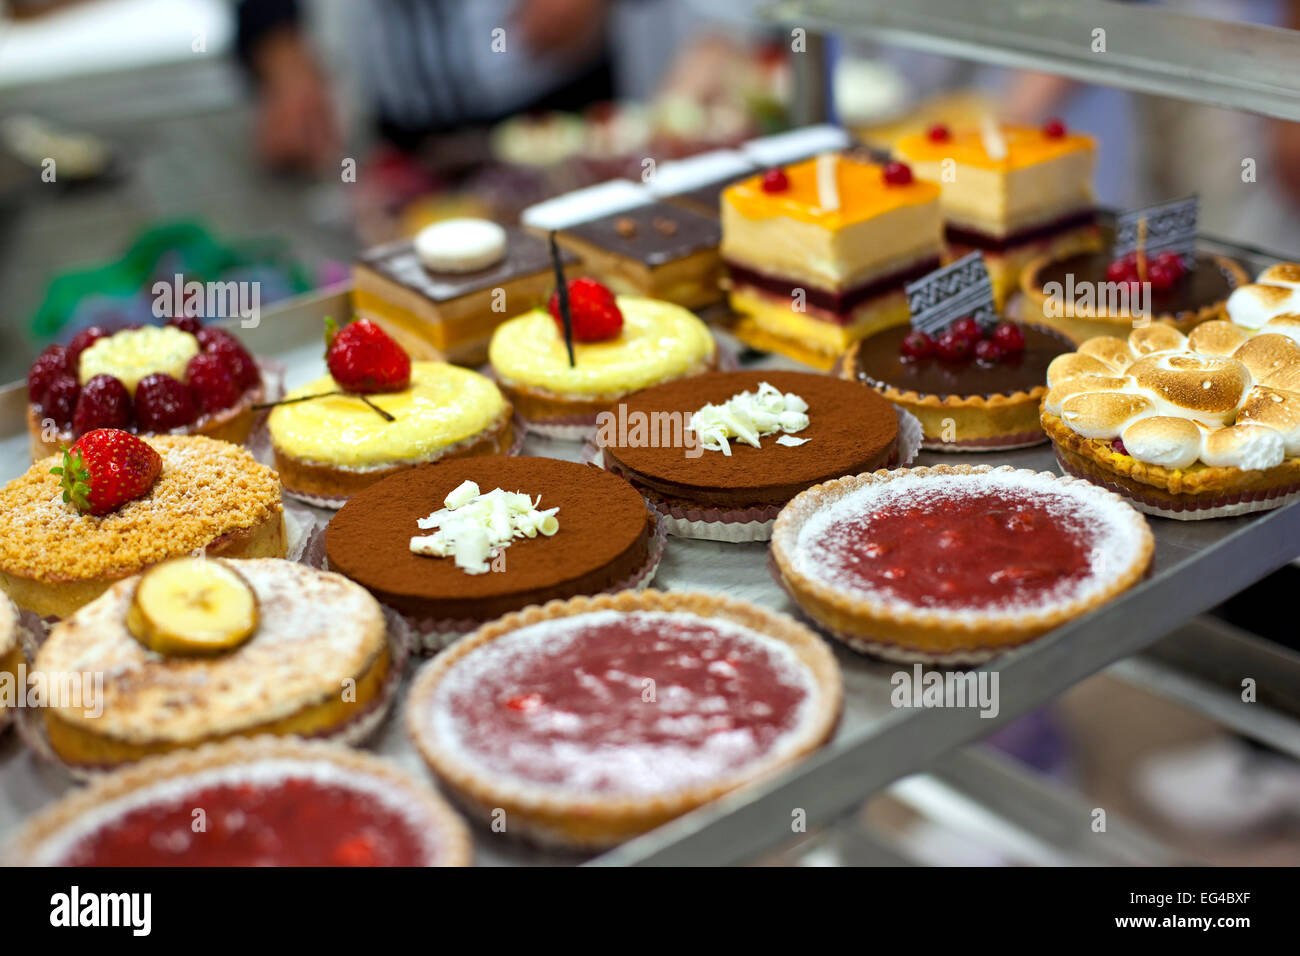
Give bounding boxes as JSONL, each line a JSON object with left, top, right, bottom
{"left": 127, "top": 558, "right": 259, "bottom": 656}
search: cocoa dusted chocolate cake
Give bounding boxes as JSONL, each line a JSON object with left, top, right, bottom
{"left": 597, "top": 370, "right": 901, "bottom": 540}
{"left": 325, "top": 456, "right": 657, "bottom": 635}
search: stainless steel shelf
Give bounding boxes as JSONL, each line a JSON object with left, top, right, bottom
{"left": 769, "top": 0, "right": 1300, "bottom": 122}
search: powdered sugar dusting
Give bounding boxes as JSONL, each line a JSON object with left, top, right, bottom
{"left": 427, "top": 610, "right": 818, "bottom": 796}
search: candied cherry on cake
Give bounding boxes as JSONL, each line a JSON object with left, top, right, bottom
{"left": 950, "top": 316, "right": 982, "bottom": 342}
{"left": 899, "top": 329, "right": 935, "bottom": 360}
{"left": 1147, "top": 260, "right": 1179, "bottom": 292}
{"left": 882, "top": 161, "right": 913, "bottom": 186}
{"left": 547, "top": 277, "right": 624, "bottom": 343}
{"left": 186, "top": 353, "right": 240, "bottom": 414}
{"left": 135, "top": 373, "right": 198, "bottom": 432}
{"left": 926, "top": 124, "right": 951, "bottom": 142}
{"left": 66, "top": 326, "right": 109, "bottom": 373}
{"left": 198, "top": 327, "right": 260, "bottom": 391}
{"left": 1152, "top": 250, "right": 1188, "bottom": 282}
{"left": 42, "top": 374, "right": 81, "bottom": 429}
{"left": 166, "top": 315, "right": 204, "bottom": 334}
{"left": 935, "top": 328, "right": 973, "bottom": 362}
{"left": 973, "top": 338, "right": 1004, "bottom": 364}
{"left": 1105, "top": 256, "right": 1136, "bottom": 283}
{"left": 1043, "top": 117, "right": 1067, "bottom": 139}
{"left": 72, "top": 374, "right": 133, "bottom": 435}
{"left": 27, "top": 345, "right": 71, "bottom": 406}
{"left": 991, "top": 321, "right": 1025, "bottom": 354}
{"left": 759, "top": 167, "right": 790, "bottom": 193}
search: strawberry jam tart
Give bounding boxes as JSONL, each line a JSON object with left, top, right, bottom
{"left": 25, "top": 319, "right": 265, "bottom": 461}
{"left": 406, "top": 590, "right": 841, "bottom": 847}
{"left": 6, "top": 738, "right": 471, "bottom": 866}
{"left": 771, "top": 465, "right": 1153, "bottom": 661}
{"left": 597, "top": 370, "right": 914, "bottom": 541}
{"left": 326, "top": 456, "right": 660, "bottom": 649}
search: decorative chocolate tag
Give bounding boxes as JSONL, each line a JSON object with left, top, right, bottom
{"left": 906, "top": 252, "right": 997, "bottom": 335}
{"left": 1114, "top": 196, "right": 1198, "bottom": 260}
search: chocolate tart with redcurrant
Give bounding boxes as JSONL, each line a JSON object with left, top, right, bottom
{"left": 25, "top": 318, "right": 266, "bottom": 462}
{"left": 6, "top": 738, "right": 471, "bottom": 866}
{"left": 840, "top": 317, "right": 1073, "bottom": 450}
{"left": 406, "top": 590, "right": 841, "bottom": 848}
{"left": 1020, "top": 247, "right": 1248, "bottom": 344}
{"left": 771, "top": 465, "right": 1154, "bottom": 661}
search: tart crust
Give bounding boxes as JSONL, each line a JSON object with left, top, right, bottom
{"left": 771, "top": 464, "right": 1154, "bottom": 656}
{"left": 406, "top": 589, "right": 842, "bottom": 848}
{"left": 5, "top": 737, "right": 472, "bottom": 866}
{"left": 0, "top": 598, "right": 18, "bottom": 732}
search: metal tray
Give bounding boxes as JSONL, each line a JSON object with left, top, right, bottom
{"left": 2, "top": 238, "right": 1298, "bottom": 865}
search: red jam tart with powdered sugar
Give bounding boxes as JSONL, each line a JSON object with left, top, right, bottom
{"left": 6, "top": 739, "right": 471, "bottom": 866}
{"left": 406, "top": 591, "right": 841, "bottom": 848}
{"left": 771, "top": 465, "right": 1153, "bottom": 660}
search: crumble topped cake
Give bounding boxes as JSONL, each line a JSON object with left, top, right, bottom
{"left": 0, "top": 435, "right": 284, "bottom": 618}
{"left": 0, "top": 598, "right": 19, "bottom": 731}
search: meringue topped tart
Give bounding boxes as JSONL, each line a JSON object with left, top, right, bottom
{"left": 1043, "top": 322, "right": 1300, "bottom": 517}
{"left": 771, "top": 465, "right": 1153, "bottom": 659}
{"left": 7, "top": 739, "right": 471, "bottom": 866}
{"left": 268, "top": 360, "right": 514, "bottom": 504}
{"left": 0, "top": 435, "right": 284, "bottom": 619}
{"left": 31, "top": 560, "right": 392, "bottom": 770}
{"left": 406, "top": 590, "right": 841, "bottom": 847}
{"left": 488, "top": 294, "right": 716, "bottom": 430}
{"left": 1224, "top": 261, "right": 1300, "bottom": 336}
{"left": 0, "top": 598, "right": 20, "bottom": 731}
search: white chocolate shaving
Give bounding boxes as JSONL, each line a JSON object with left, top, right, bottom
{"left": 410, "top": 486, "right": 559, "bottom": 574}
{"left": 979, "top": 116, "right": 1007, "bottom": 160}
{"left": 816, "top": 153, "right": 840, "bottom": 212}
{"left": 690, "top": 382, "right": 811, "bottom": 456}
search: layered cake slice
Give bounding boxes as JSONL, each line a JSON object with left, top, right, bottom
{"left": 721, "top": 154, "right": 943, "bottom": 363}
{"left": 894, "top": 120, "right": 1099, "bottom": 305}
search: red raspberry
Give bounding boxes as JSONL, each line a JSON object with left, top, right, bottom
{"left": 882, "top": 161, "right": 913, "bottom": 186}
{"left": 72, "top": 375, "right": 133, "bottom": 434}
{"left": 900, "top": 330, "right": 935, "bottom": 360}
{"left": 760, "top": 168, "right": 790, "bottom": 193}
{"left": 926, "top": 124, "right": 951, "bottom": 142}
{"left": 135, "top": 373, "right": 198, "bottom": 431}
{"left": 973, "top": 338, "right": 1004, "bottom": 364}
{"left": 991, "top": 321, "right": 1026, "bottom": 353}
{"left": 1043, "top": 118, "right": 1067, "bottom": 138}
{"left": 950, "top": 316, "right": 983, "bottom": 342}
{"left": 27, "top": 345, "right": 70, "bottom": 406}
{"left": 41, "top": 374, "right": 81, "bottom": 429}
{"left": 935, "top": 329, "right": 973, "bottom": 362}
{"left": 66, "top": 326, "right": 109, "bottom": 375}
{"left": 185, "top": 353, "right": 240, "bottom": 413}
{"left": 198, "top": 327, "right": 260, "bottom": 391}
{"left": 167, "top": 315, "right": 204, "bottom": 334}
{"left": 547, "top": 278, "right": 624, "bottom": 343}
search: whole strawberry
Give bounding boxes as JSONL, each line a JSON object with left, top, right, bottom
{"left": 73, "top": 374, "right": 133, "bottom": 434}
{"left": 547, "top": 278, "right": 623, "bottom": 343}
{"left": 325, "top": 318, "right": 411, "bottom": 393}
{"left": 51, "top": 429, "right": 162, "bottom": 516}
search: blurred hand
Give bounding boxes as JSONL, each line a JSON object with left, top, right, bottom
{"left": 657, "top": 35, "right": 749, "bottom": 106}
{"left": 512, "top": 0, "right": 609, "bottom": 60}
{"left": 253, "top": 29, "right": 341, "bottom": 174}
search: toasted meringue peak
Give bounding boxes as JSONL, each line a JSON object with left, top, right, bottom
{"left": 1077, "top": 336, "right": 1133, "bottom": 372}
{"left": 1237, "top": 386, "right": 1300, "bottom": 456}
{"left": 1128, "top": 324, "right": 1187, "bottom": 357}
{"left": 1261, "top": 313, "right": 1300, "bottom": 347}
{"left": 1059, "top": 391, "right": 1153, "bottom": 440}
{"left": 1042, "top": 376, "right": 1133, "bottom": 417}
{"left": 1047, "top": 352, "right": 1114, "bottom": 387}
{"left": 1226, "top": 282, "right": 1299, "bottom": 330}
{"left": 1232, "top": 332, "right": 1300, "bottom": 383}
{"left": 1199, "top": 423, "right": 1286, "bottom": 470}
{"left": 1257, "top": 262, "right": 1300, "bottom": 287}
{"left": 1120, "top": 416, "right": 1203, "bottom": 470}
{"left": 1127, "top": 353, "right": 1251, "bottom": 425}
{"left": 1188, "top": 320, "right": 1250, "bottom": 357}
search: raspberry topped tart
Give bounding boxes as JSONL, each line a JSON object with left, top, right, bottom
{"left": 30, "top": 559, "right": 393, "bottom": 771}
{"left": 488, "top": 280, "right": 717, "bottom": 437}
{"left": 0, "top": 432, "right": 284, "bottom": 619}
{"left": 771, "top": 465, "right": 1153, "bottom": 661}
{"left": 25, "top": 319, "right": 265, "bottom": 460}
{"left": 7, "top": 738, "right": 471, "bottom": 866}
{"left": 597, "top": 370, "right": 911, "bottom": 540}
{"left": 326, "top": 456, "right": 661, "bottom": 648}
{"left": 268, "top": 318, "right": 515, "bottom": 505}
{"left": 406, "top": 590, "right": 841, "bottom": 847}
{"left": 842, "top": 317, "right": 1073, "bottom": 450}
{"left": 1042, "top": 322, "right": 1300, "bottom": 517}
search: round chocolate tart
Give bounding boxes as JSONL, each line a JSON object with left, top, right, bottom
{"left": 842, "top": 323, "right": 1073, "bottom": 450}
{"left": 598, "top": 370, "right": 900, "bottom": 534}
{"left": 326, "top": 456, "right": 655, "bottom": 630}
{"left": 1021, "top": 250, "right": 1248, "bottom": 344}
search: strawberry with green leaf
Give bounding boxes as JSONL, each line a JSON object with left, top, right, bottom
{"left": 51, "top": 428, "right": 163, "bottom": 516}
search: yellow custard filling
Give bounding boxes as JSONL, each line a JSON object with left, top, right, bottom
{"left": 78, "top": 326, "right": 200, "bottom": 394}
{"left": 489, "top": 296, "right": 715, "bottom": 397}
{"left": 268, "top": 361, "right": 507, "bottom": 467}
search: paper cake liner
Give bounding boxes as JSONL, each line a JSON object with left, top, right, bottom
{"left": 311, "top": 507, "right": 668, "bottom": 654}
{"left": 583, "top": 407, "right": 923, "bottom": 542}
{"left": 16, "top": 603, "right": 412, "bottom": 784}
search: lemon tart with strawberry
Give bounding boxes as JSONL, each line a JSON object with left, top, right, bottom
{"left": 488, "top": 278, "right": 717, "bottom": 436}
{"left": 25, "top": 318, "right": 266, "bottom": 461}
{"left": 268, "top": 319, "right": 515, "bottom": 505}
{"left": 0, "top": 430, "right": 284, "bottom": 619}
